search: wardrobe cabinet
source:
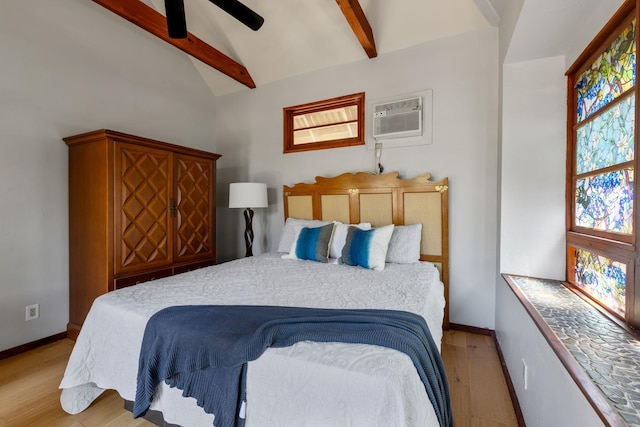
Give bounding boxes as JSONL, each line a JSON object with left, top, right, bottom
{"left": 65, "top": 129, "right": 220, "bottom": 339}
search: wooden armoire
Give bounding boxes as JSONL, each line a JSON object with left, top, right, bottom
{"left": 64, "top": 129, "right": 221, "bottom": 339}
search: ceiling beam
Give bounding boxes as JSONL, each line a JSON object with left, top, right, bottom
{"left": 335, "top": 0, "right": 377, "bottom": 58}
{"left": 92, "top": 0, "right": 256, "bottom": 89}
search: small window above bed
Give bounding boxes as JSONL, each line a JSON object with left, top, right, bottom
{"left": 283, "top": 92, "right": 365, "bottom": 154}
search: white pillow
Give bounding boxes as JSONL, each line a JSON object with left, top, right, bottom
{"left": 329, "top": 221, "right": 371, "bottom": 259}
{"left": 340, "top": 224, "right": 395, "bottom": 271}
{"left": 386, "top": 224, "right": 422, "bottom": 263}
{"left": 277, "top": 217, "right": 331, "bottom": 252}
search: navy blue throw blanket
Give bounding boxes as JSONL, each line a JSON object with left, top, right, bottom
{"left": 133, "top": 305, "right": 452, "bottom": 427}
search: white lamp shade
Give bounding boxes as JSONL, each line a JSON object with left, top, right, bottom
{"left": 229, "top": 182, "right": 268, "bottom": 208}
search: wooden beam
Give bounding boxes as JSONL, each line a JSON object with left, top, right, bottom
{"left": 92, "top": 0, "right": 256, "bottom": 89}
{"left": 335, "top": 0, "right": 377, "bottom": 58}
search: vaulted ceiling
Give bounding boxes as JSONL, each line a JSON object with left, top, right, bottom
{"left": 93, "top": 0, "right": 496, "bottom": 96}
{"left": 91, "top": 0, "right": 620, "bottom": 97}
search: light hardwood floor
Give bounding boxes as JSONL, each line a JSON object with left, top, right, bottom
{"left": 442, "top": 330, "right": 520, "bottom": 427}
{"left": 0, "top": 330, "right": 519, "bottom": 427}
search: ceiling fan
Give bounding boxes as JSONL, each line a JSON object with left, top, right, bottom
{"left": 164, "top": 0, "right": 264, "bottom": 39}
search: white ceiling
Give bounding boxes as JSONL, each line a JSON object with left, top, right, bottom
{"left": 145, "top": 0, "right": 494, "bottom": 96}
{"left": 504, "top": 0, "right": 624, "bottom": 65}
{"left": 137, "top": 0, "right": 625, "bottom": 96}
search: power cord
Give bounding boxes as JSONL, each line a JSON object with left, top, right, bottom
{"left": 375, "top": 142, "right": 384, "bottom": 174}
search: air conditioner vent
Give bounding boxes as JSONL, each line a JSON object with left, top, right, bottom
{"left": 373, "top": 96, "right": 423, "bottom": 139}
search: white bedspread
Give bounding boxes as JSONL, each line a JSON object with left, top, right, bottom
{"left": 60, "top": 253, "right": 445, "bottom": 427}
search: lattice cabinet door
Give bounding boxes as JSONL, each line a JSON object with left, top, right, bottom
{"left": 114, "top": 142, "right": 174, "bottom": 274}
{"left": 174, "top": 154, "right": 215, "bottom": 263}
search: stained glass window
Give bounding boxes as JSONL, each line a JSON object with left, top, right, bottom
{"left": 573, "top": 248, "right": 626, "bottom": 315}
{"left": 575, "top": 169, "right": 634, "bottom": 233}
{"left": 576, "top": 95, "right": 635, "bottom": 174}
{"left": 575, "top": 19, "right": 636, "bottom": 123}
{"left": 569, "top": 5, "right": 637, "bottom": 324}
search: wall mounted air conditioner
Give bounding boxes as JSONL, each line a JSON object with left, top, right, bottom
{"left": 372, "top": 96, "right": 423, "bottom": 140}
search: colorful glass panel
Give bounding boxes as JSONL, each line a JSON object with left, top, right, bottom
{"left": 576, "top": 95, "right": 635, "bottom": 174}
{"left": 575, "top": 19, "right": 636, "bottom": 123}
{"left": 574, "top": 248, "right": 626, "bottom": 315}
{"left": 575, "top": 169, "right": 634, "bottom": 233}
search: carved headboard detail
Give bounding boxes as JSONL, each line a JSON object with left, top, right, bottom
{"left": 283, "top": 171, "right": 450, "bottom": 329}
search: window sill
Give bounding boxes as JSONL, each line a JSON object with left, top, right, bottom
{"left": 503, "top": 274, "right": 640, "bottom": 427}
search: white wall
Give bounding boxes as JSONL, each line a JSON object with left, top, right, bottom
{"left": 0, "top": 0, "right": 217, "bottom": 352}
{"left": 496, "top": 277, "right": 605, "bottom": 427}
{"left": 496, "top": 0, "right": 525, "bottom": 64}
{"left": 500, "top": 56, "right": 566, "bottom": 279}
{"left": 214, "top": 28, "right": 500, "bottom": 329}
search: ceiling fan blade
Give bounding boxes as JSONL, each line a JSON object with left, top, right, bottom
{"left": 208, "top": 0, "right": 264, "bottom": 31}
{"left": 165, "top": 0, "right": 187, "bottom": 39}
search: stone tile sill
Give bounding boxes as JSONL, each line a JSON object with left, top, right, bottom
{"left": 503, "top": 274, "right": 640, "bottom": 427}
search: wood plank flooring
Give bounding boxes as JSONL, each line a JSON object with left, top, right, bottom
{"left": 442, "top": 330, "right": 520, "bottom": 427}
{"left": 0, "top": 330, "right": 519, "bottom": 426}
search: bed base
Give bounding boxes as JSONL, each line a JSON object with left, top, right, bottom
{"left": 124, "top": 399, "right": 180, "bottom": 427}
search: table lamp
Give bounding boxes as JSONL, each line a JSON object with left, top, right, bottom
{"left": 229, "top": 182, "right": 268, "bottom": 257}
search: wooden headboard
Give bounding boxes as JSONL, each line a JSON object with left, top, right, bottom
{"left": 283, "top": 171, "right": 449, "bottom": 329}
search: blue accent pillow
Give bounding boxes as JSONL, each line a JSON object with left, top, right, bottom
{"left": 277, "top": 217, "right": 331, "bottom": 252}
{"left": 340, "top": 224, "right": 395, "bottom": 270}
{"left": 285, "top": 223, "right": 335, "bottom": 263}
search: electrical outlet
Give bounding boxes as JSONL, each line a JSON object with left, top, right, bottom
{"left": 522, "top": 359, "right": 528, "bottom": 390}
{"left": 26, "top": 304, "right": 39, "bottom": 321}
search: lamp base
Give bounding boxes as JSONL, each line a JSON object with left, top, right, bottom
{"left": 243, "top": 208, "right": 254, "bottom": 257}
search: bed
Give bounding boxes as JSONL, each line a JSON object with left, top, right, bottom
{"left": 59, "top": 171, "right": 450, "bottom": 427}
